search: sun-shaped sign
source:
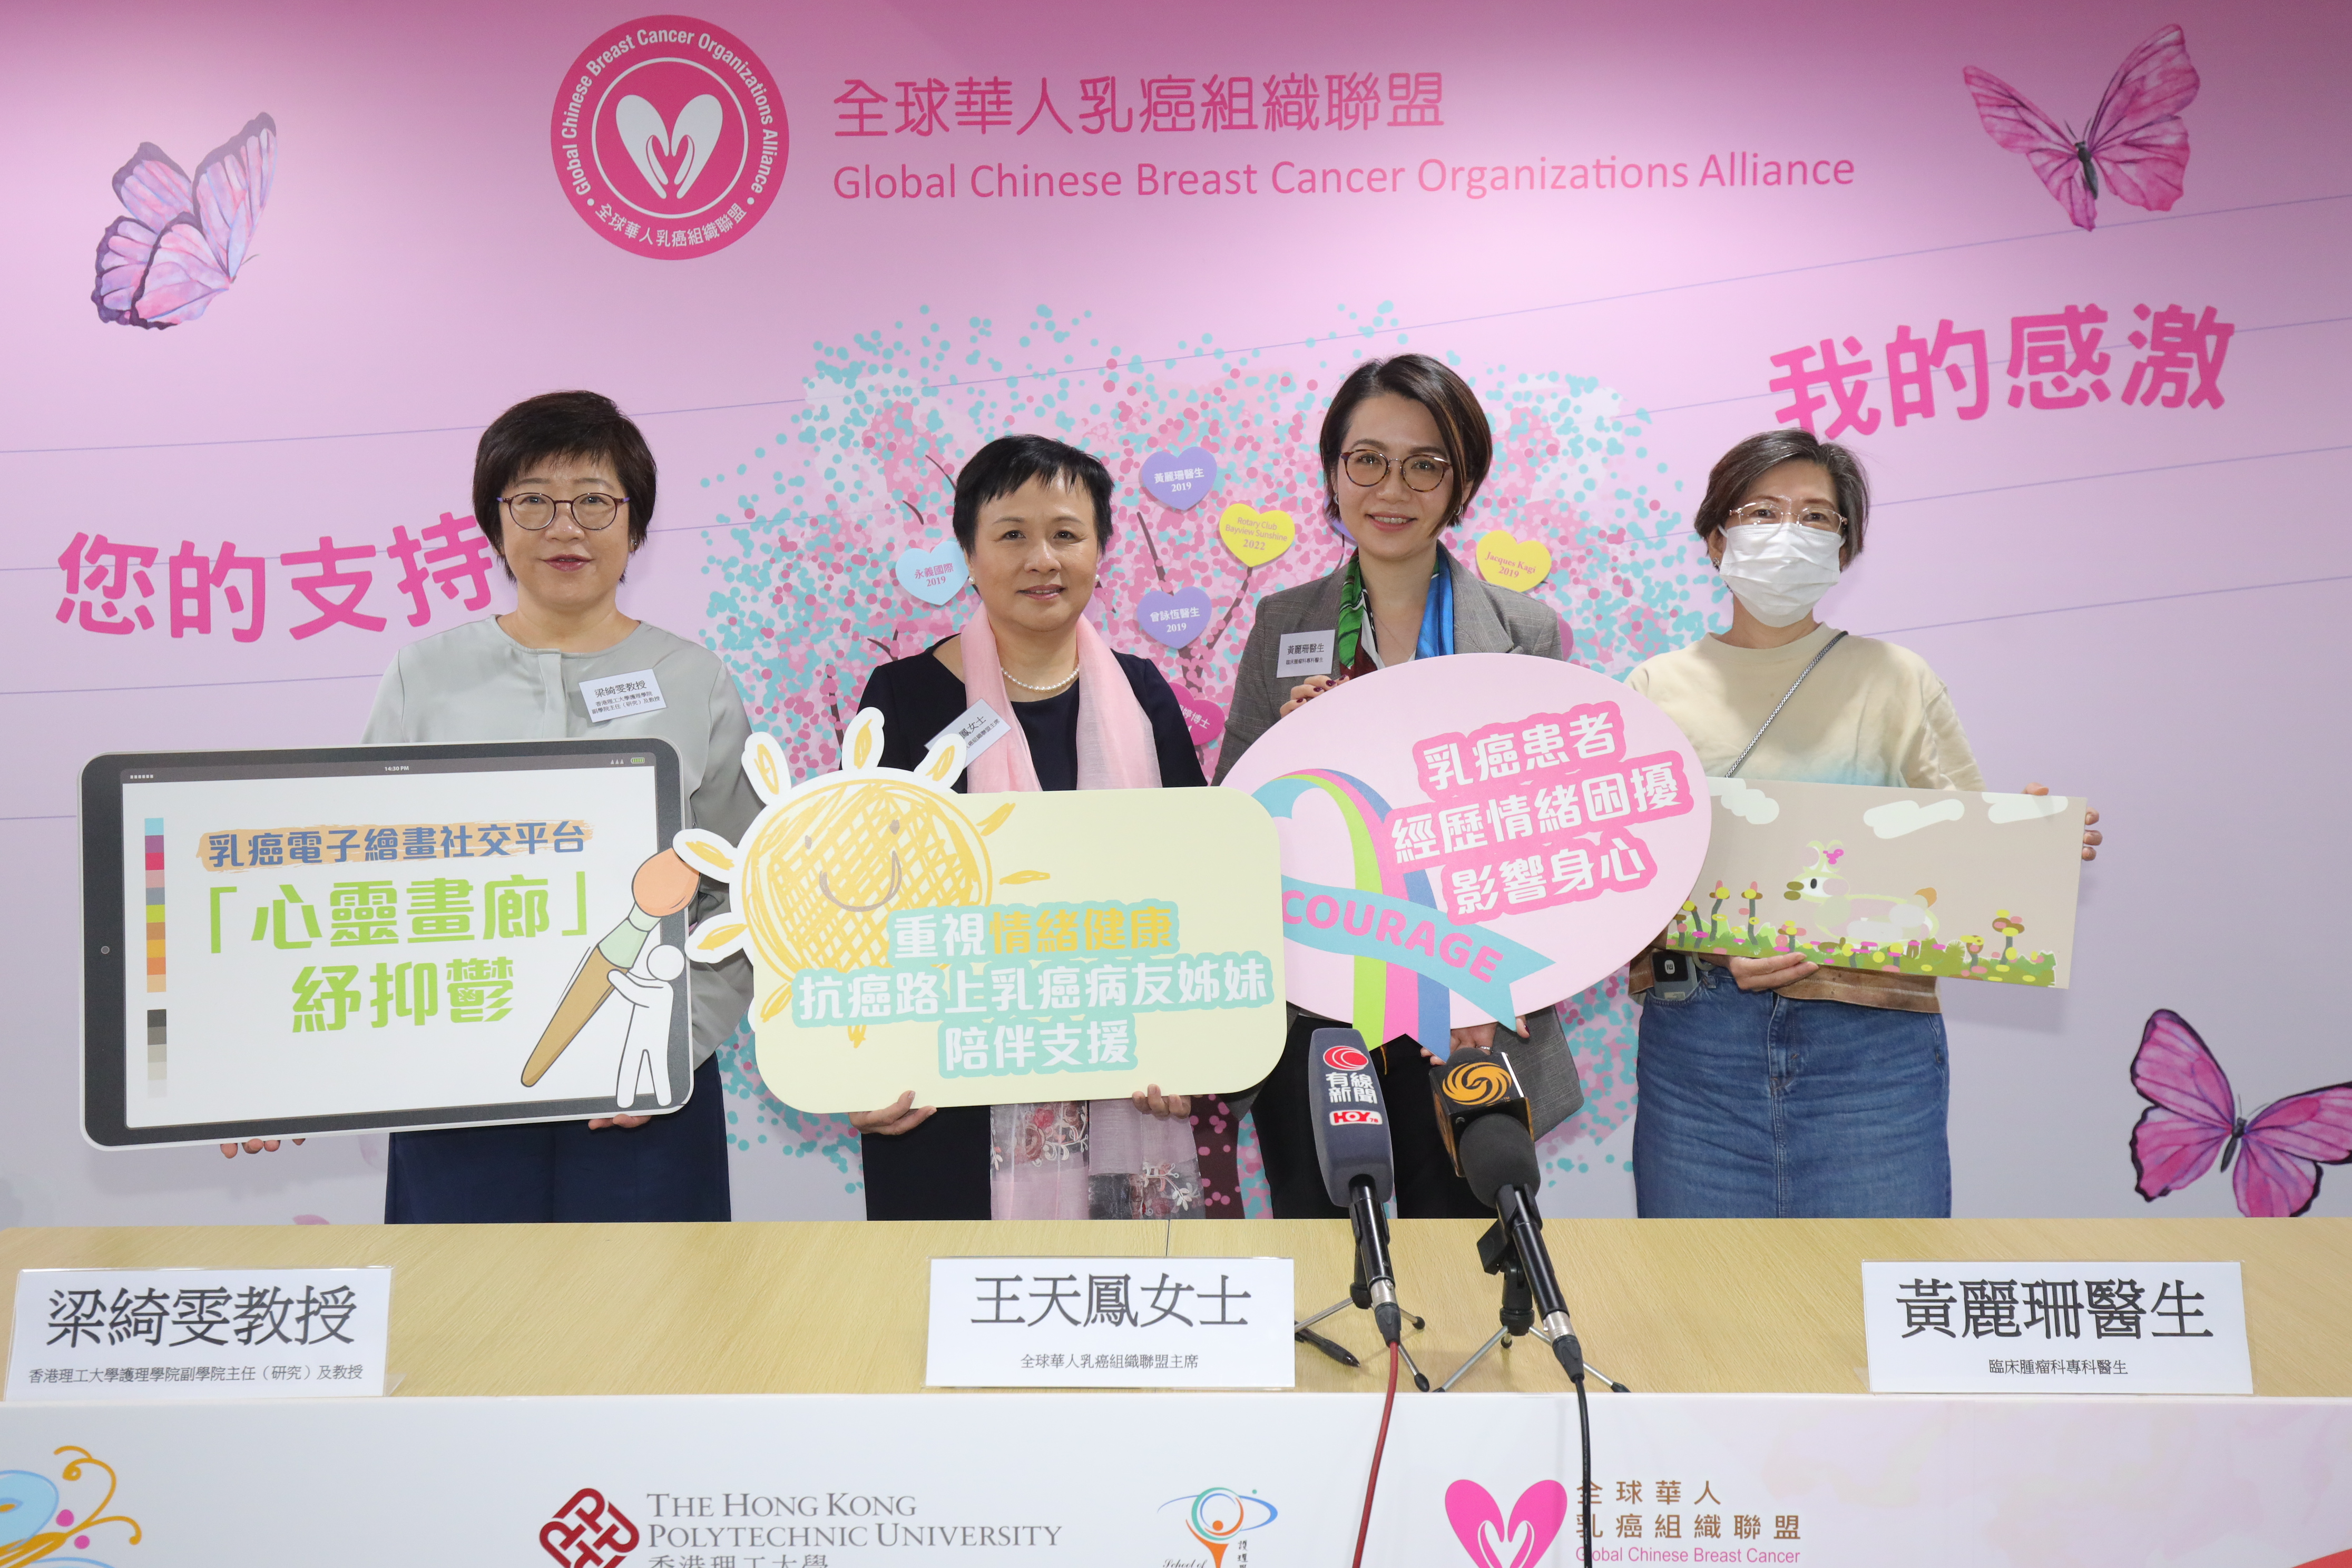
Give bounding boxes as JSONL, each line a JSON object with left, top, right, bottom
{"left": 675, "top": 709, "right": 1288, "bottom": 1111}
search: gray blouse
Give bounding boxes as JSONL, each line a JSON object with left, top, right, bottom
{"left": 361, "top": 617, "right": 760, "bottom": 1067}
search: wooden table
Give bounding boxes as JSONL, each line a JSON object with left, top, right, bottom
{"left": 5, "top": 1218, "right": 2344, "bottom": 1397}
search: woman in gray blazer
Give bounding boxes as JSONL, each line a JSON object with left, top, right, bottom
{"left": 1214, "top": 354, "right": 1584, "bottom": 1218}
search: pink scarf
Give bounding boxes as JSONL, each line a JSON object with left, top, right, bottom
{"left": 958, "top": 608, "right": 1162, "bottom": 792}
{"left": 957, "top": 607, "right": 1197, "bottom": 1220}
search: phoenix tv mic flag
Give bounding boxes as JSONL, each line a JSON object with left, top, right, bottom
{"left": 1430, "top": 1047, "right": 1630, "bottom": 1386}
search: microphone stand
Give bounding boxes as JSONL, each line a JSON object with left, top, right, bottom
{"left": 1293, "top": 1184, "right": 1431, "bottom": 1390}
{"left": 1436, "top": 1200, "right": 1632, "bottom": 1394}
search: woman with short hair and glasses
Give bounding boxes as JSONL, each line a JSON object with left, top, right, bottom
{"left": 847, "top": 434, "right": 1214, "bottom": 1221}
{"left": 1215, "top": 354, "right": 1585, "bottom": 1218}
{"left": 1624, "top": 428, "right": 2101, "bottom": 1218}
{"left": 304, "top": 388, "right": 757, "bottom": 1222}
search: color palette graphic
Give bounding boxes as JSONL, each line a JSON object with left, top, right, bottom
{"left": 145, "top": 818, "right": 166, "bottom": 1093}
{"left": 144, "top": 818, "right": 165, "bottom": 991}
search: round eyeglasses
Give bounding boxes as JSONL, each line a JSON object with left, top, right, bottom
{"left": 1724, "top": 500, "right": 1845, "bottom": 533}
{"left": 1339, "top": 449, "right": 1452, "bottom": 493}
{"left": 501, "top": 493, "right": 629, "bottom": 531}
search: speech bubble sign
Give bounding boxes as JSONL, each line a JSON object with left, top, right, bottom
{"left": 896, "top": 541, "right": 969, "bottom": 606}
{"left": 1140, "top": 446, "right": 1218, "bottom": 511}
{"left": 1217, "top": 654, "right": 1710, "bottom": 1032}
{"left": 1138, "top": 586, "right": 1213, "bottom": 648}
{"left": 1219, "top": 503, "right": 1295, "bottom": 567}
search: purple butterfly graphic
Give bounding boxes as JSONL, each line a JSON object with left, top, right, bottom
{"left": 2130, "top": 1009, "right": 2352, "bottom": 1218}
{"left": 92, "top": 112, "right": 276, "bottom": 329}
{"left": 1963, "top": 25, "right": 2198, "bottom": 231}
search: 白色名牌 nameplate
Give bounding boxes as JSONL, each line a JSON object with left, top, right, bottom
{"left": 1861, "top": 1260, "right": 2251, "bottom": 1394}
{"left": 8, "top": 1267, "right": 393, "bottom": 1402}
{"left": 925, "top": 1257, "right": 1295, "bottom": 1388}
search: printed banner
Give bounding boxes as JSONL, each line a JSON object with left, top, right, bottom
{"left": 1, "top": 1392, "right": 2347, "bottom": 1566}
{"left": 1661, "top": 779, "right": 2085, "bottom": 987}
{"left": 684, "top": 711, "right": 1287, "bottom": 1111}
{"left": 1219, "top": 654, "right": 1709, "bottom": 1037}
{"left": 8, "top": 0, "right": 2349, "bottom": 1223}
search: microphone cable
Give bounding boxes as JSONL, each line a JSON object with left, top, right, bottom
{"left": 1574, "top": 1366, "right": 1594, "bottom": 1566}
{"left": 1349, "top": 1340, "right": 1402, "bottom": 1568}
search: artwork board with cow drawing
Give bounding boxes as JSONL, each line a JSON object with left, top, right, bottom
{"left": 1661, "top": 778, "right": 2085, "bottom": 988}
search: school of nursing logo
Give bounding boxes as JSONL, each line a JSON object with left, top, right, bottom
{"left": 550, "top": 14, "right": 787, "bottom": 259}
{"left": 1158, "top": 1487, "right": 1279, "bottom": 1567}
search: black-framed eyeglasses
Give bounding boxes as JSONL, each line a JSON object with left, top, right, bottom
{"left": 501, "top": 493, "right": 629, "bottom": 531}
{"left": 1340, "top": 448, "right": 1452, "bottom": 493}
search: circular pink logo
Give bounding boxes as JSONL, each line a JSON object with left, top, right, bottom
{"left": 550, "top": 15, "right": 786, "bottom": 259}
{"left": 1322, "top": 1043, "right": 1372, "bottom": 1072}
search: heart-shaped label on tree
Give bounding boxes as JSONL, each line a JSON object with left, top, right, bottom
{"left": 895, "top": 541, "right": 969, "bottom": 606}
{"left": 1219, "top": 503, "right": 1295, "bottom": 567}
{"left": 1140, "top": 446, "right": 1218, "bottom": 511}
{"left": 1169, "top": 681, "right": 1226, "bottom": 744}
{"left": 1138, "top": 585, "right": 1212, "bottom": 648}
{"left": 1474, "top": 528, "right": 1552, "bottom": 592}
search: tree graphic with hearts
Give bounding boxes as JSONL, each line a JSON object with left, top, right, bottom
{"left": 694, "top": 301, "right": 1713, "bottom": 1194}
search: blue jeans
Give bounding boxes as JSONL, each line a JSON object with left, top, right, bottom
{"left": 1632, "top": 959, "right": 1950, "bottom": 1218}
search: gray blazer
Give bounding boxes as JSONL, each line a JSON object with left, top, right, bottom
{"left": 1216, "top": 545, "right": 1565, "bottom": 783}
{"left": 1214, "top": 546, "right": 1584, "bottom": 1137}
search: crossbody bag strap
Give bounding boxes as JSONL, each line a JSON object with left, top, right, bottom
{"left": 1726, "top": 630, "right": 1848, "bottom": 778}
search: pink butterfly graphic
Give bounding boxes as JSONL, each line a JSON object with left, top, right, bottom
{"left": 92, "top": 112, "right": 276, "bottom": 329}
{"left": 2130, "top": 1009, "right": 2352, "bottom": 1218}
{"left": 1963, "top": 25, "right": 2198, "bottom": 231}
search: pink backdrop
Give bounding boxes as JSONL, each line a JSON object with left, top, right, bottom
{"left": 5, "top": 0, "right": 2346, "bottom": 1223}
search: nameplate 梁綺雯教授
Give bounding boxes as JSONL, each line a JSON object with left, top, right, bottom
{"left": 8, "top": 1266, "right": 393, "bottom": 1403}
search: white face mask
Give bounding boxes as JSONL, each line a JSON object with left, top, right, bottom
{"left": 1715, "top": 522, "right": 1843, "bottom": 628}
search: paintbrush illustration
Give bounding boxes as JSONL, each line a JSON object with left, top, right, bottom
{"left": 521, "top": 849, "right": 701, "bottom": 1087}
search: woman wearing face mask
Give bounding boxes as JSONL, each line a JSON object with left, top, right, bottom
{"left": 847, "top": 434, "right": 1216, "bottom": 1221}
{"left": 1216, "top": 354, "right": 1585, "bottom": 1219}
{"left": 1624, "top": 429, "right": 2101, "bottom": 1217}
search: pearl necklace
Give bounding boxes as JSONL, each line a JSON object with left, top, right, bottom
{"left": 1000, "top": 663, "right": 1077, "bottom": 694}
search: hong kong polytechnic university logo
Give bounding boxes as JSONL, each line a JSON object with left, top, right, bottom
{"left": 541, "top": 1487, "right": 638, "bottom": 1567}
{"left": 551, "top": 14, "right": 786, "bottom": 259}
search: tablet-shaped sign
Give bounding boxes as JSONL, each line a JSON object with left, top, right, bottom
{"left": 81, "top": 740, "right": 688, "bottom": 1147}
{"left": 681, "top": 710, "right": 1287, "bottom": 1112}
{"left": 1217, "top": 654, "right": 1710, "bottom": 1040}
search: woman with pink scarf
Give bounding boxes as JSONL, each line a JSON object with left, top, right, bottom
{"left": 849, "top": 436, "right": 1216, "bottom": 1220}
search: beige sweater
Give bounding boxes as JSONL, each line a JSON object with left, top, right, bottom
{"left": 1625, "top": 625, "right": 1985, "bottom": 1012}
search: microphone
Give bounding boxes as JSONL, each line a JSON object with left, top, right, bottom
{"left": 1457, "top": 1113, "right": 1584, "bottom": 1383}
{"left": 1306, "top": 1028, "right": 1402, "bottom": 1347}
{"left": 1428, "top": 1044, "right": 1533, "bottom": 1174}
{"left": 1433, "top": 1046, "right": 1604, "bottom": 1567}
